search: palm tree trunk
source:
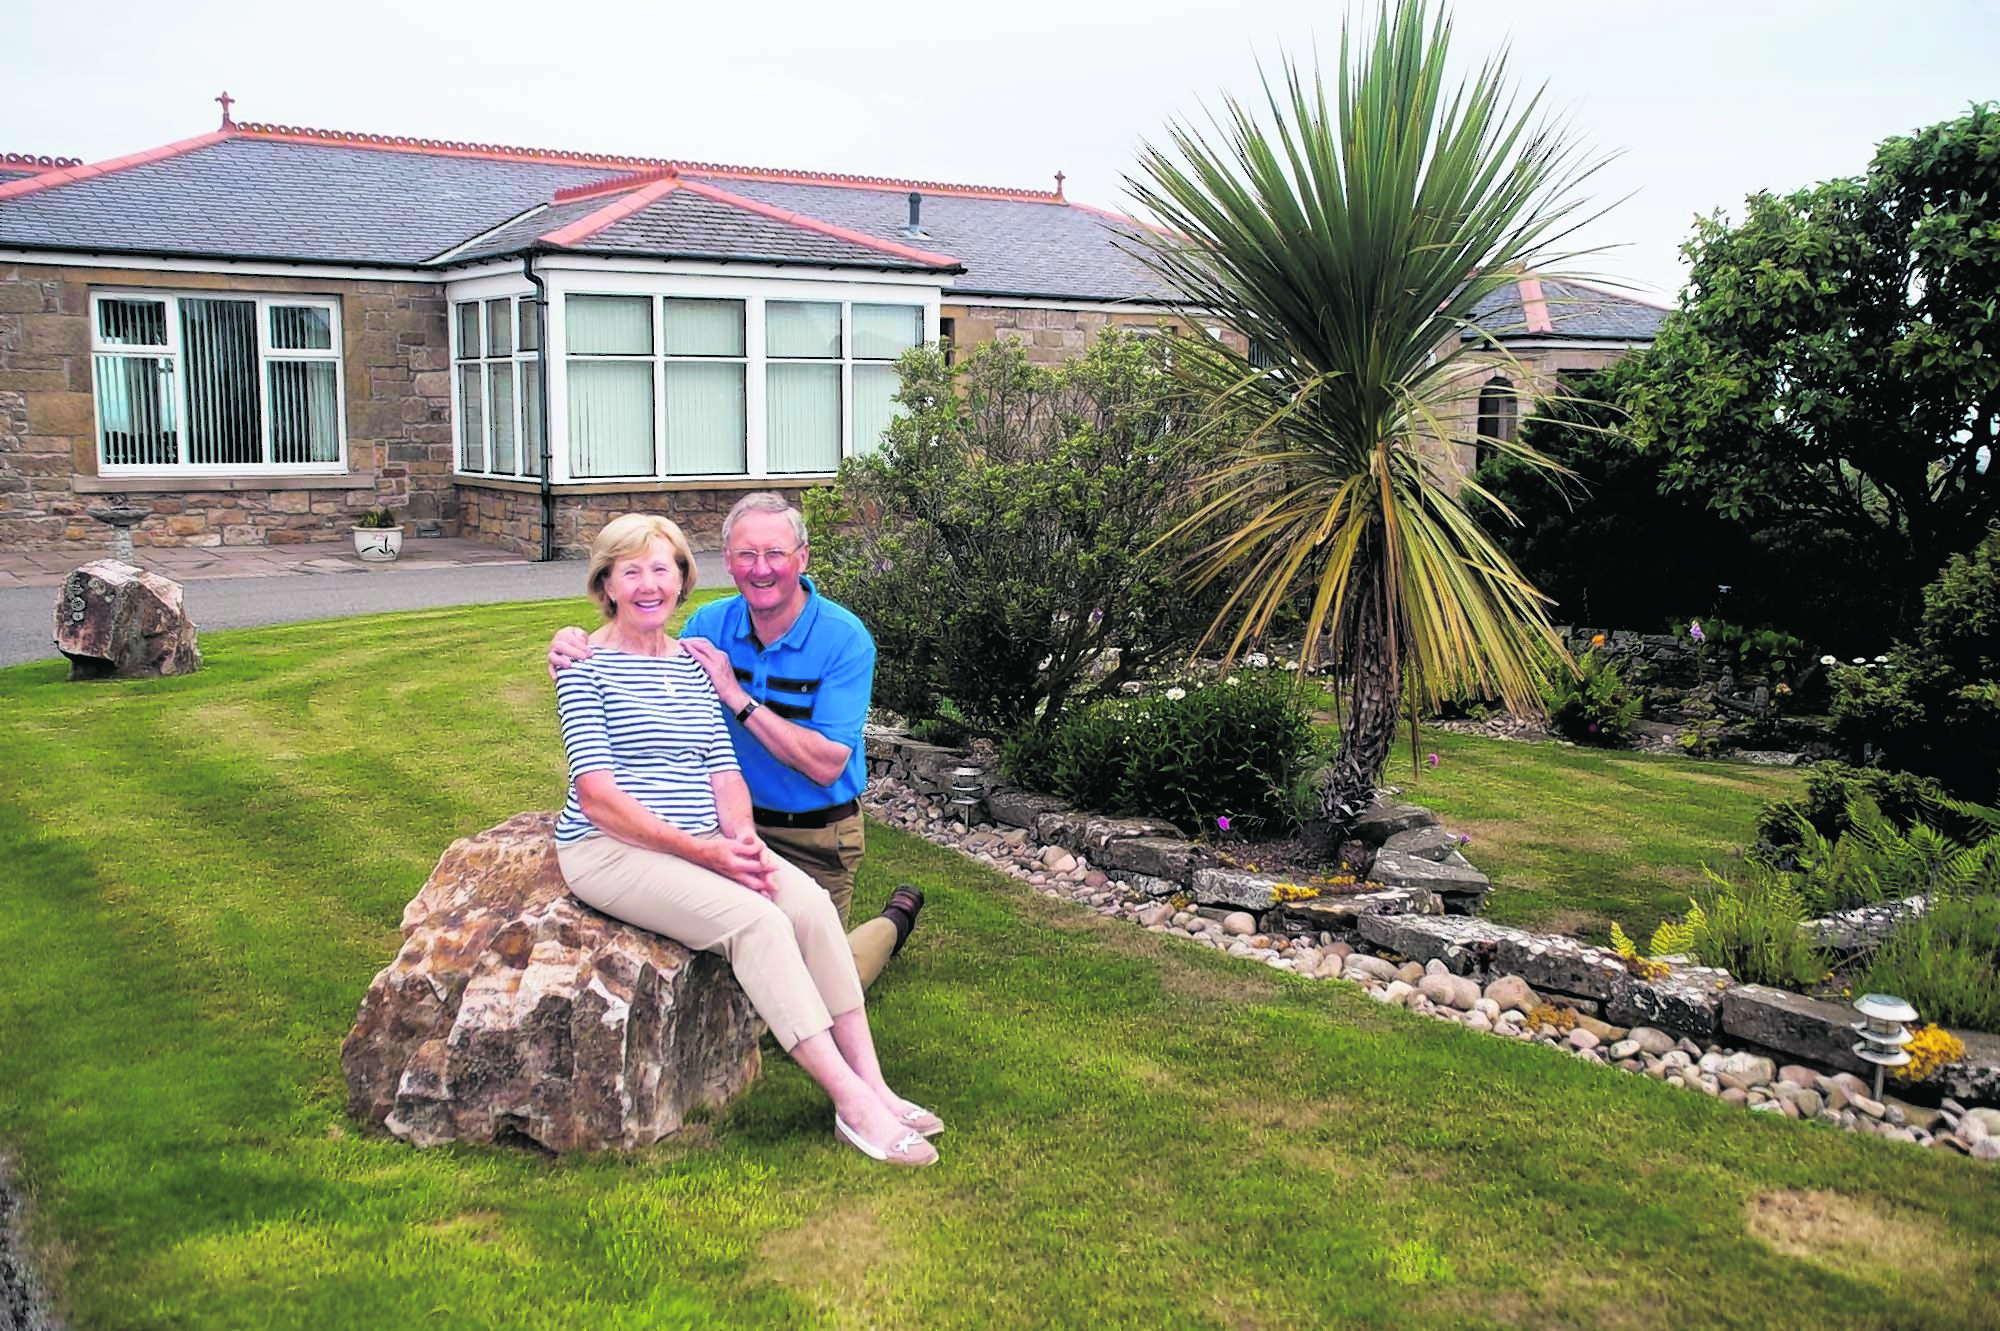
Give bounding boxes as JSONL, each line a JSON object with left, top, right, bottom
{"left": 1316, "top": 568, "right": 1400, "bottom": 840}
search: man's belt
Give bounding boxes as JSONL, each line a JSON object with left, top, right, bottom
{"left": 752, "top": 799, "right": 860, "bottom": 830}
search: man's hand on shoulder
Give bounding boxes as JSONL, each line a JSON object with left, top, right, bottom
{"left": 683, "top": 637, "right": 748, "bottom": 711}
{"left": 548, "top": 626, "right": 594, "bottom": 682}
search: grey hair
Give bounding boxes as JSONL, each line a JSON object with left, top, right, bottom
{"left": 721, "top": 492, "right": 809, "bottom": 550}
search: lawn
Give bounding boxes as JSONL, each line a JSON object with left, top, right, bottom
{"left": 2, "top": 602, "right": 1996, "bottom": 1330}
{"left": 1392, "top": 728, "right": 1809, "bottom": 946}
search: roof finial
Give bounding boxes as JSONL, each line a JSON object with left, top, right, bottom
{"left": 216, "top": 91, "right": 236, "bottom": 129}
{"left": 1053, "top": 170, "right": 1065, "bottom": 199}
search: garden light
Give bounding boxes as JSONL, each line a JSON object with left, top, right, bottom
{"left": 948, "top": 765, "right": 987, "bottom": 827}
{"left": 1851, "top": 993, "right": 1918, "bottom": 1101}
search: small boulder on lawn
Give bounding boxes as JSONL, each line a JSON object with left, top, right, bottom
{"left": 55, "top": 559, "right": 201, "bottom": 680}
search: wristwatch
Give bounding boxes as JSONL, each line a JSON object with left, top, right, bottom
{"left": 735, "top": 698, "right": 762, "bottom": 724}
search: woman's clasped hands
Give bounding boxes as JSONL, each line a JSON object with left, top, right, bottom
{"left": 703, "top": 827, "right": 782, "bottom": 898}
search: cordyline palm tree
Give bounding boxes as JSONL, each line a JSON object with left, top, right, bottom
{"left": 1126, "top": 0, "right": 1609, "bottom": 837}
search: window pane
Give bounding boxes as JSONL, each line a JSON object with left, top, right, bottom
{"left": 486, "top": 299, "right": 512, "bottom": 358}
{"left": 270, "top": 305, "right": 333, "bottom": 351}
{"left": 268, "top": 361, "right": 340, "bottom": 463}
{"left": 455, "top": 302, "right": 481, "bottom": 359}
{"left": 665, "top": 362, "right": 745, "bottom": 475}
{"left": 518, "top": 300, "right": 541, "bottom": 353}
{"left": 851, "top": 363, "right": 903, "bottom": 456}
{"left": 766, "top": 301, "right": 840, "bottom": 359}
{"left": 98, "top": 297, "right": 168, "bottom": 347}
{"left": 852, "top": 304, "right": 922, "bottom": 360}
{"left": 568, "top": 360, "right": 654, "bottom": 476}
{"left": 94, "top": 354, "right": 177, "bottom": 465}
{"left": 767, "top": 363, "right": 840, "bottom": 473}
{"left": 490, "top": 362, "right": 516, "bottom": 473}
{"left": 663, "top": 299, "right": 745, "bottom": 357}
{"left": 458, "top": 363, "right": 486, "bottom": 471}
{"left": 567, "top": 295, "right": 652, "bottom": 356}
{"left": 181, "top": 298, "right": 262, "bottom": 465}
{"left": 521, "top": 361, "right": 543, "bottom": 476}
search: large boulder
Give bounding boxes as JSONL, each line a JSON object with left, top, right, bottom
{"left": 342, "top": 813, "right": 763, "bottom": 1152}
{"left": 54, "top": 559, "right": 201, "bottom": 680}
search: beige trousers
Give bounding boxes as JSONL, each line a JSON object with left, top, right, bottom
{"left": 759, "top": 812, "right": 898, "bottom": 988}
{"left": 557, "top": 832, "right": 864, "bottom": 1051}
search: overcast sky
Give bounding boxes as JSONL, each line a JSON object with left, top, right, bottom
{"left": 4, "top": 0, "right": 1994, "bottom": 299}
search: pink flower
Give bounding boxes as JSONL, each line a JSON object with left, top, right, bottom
{"left": 1216, "top": 815, "right": 1231, "bottom": 832}
{"left": 1426, "top": 752, "right": 1440, "bottom": 768}
{"left": 1457, "top": 833, "right": 1472, "bottom": 845}
{"left": 1689, "top": 620, "right": 1705, "bottom": 644}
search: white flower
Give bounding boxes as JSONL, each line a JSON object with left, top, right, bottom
{"left": 1820, "top": 655, "right": 1838, "bottom": 665}
{"left": 1874, "top": 654, "right": 1890, "bottom": 663}
{"left": 1037, "top": 656, "right": 1052, "bottom": 671}
{"left": 1283, "top": 660, "right": 1299, "bottom": 671}
{"left": 1245, "top": 652, "right": 1269, "bottom": 668}
{"left": 1165, "top": 686, "right": 1187, "bottom": 701}
{"left": 1226, "top": 675, "right": 1241, "bottom": 686}
{"left": 1853, "top": 657, "right": 1867, "bottom": 665}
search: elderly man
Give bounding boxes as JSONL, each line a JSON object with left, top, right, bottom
{"left": 550, "top": 493, "right": 918, "bottom": 983}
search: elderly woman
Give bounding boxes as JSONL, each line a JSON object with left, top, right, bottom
{"left": 554, "top": 513, "right": 939, "bottom": 1167}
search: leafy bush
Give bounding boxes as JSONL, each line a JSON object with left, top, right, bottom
{"left": 1001, "top": 672, "right": 1318, "bottom": 836}
{"left": 1672, "top": 616, "right": 1812, "bottom": 681}
{"left": 1755, "top": 761, "right": 1992, "bottom": 852}
{"left": 1831, "top": 528, "right": 2000, "bottom": 802}
{"left": 1856, "top": 895, "right": 2000, "bottom": 1034}
{"left": 808, "top": 331, "right": 1223, "bottom": 733}
{"left": 1540, "top": 646, "right": 1641, "bottom": 744}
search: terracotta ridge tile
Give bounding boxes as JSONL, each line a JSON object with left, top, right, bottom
{"left": 0, "top": 130, "right": 234, "bottom": 202}
{"left": 552, "top": 167, "right": 679, "bottom": 205}
{"left": 0, "top": 152, "right": 83, "bottom": 174}
{"left": 229, "top": 120, "right": 1059, "bottom": 200}
{"left": 540, "top": 178, "right": 685, "bottom": 248}
{"left": 671, "top": 179, "right": 961, "bottom": 268}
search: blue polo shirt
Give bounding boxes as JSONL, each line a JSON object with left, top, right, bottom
{"left": 682, "top": 576, "right": 875, "bottom": 814}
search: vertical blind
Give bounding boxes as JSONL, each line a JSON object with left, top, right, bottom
{"left": 768, "top": 364, "right": 840, "bottom": 473}
{"left": 851, "top": 303, "right": 922, "bottom": 455}
{"left": 569, "top": 362, "right": 654, "bottom": 476}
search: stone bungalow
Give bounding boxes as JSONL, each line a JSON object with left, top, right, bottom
{"left": 0, "top": 110, "right": 1664, "bottom": 560}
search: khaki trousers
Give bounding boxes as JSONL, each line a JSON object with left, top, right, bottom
{"left": 556, "top": 832, "right": 863, "bottom": 1051}
{"left": 756, "top": 812, "right": 897, "bottom": 989}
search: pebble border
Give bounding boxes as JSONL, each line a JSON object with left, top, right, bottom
{"left": 863, "top": 775, "right": 2000, "bottom": 1163}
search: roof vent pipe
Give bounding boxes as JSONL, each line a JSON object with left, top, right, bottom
{"left": 903, "top": 191, "right": 928, "bottom": 238}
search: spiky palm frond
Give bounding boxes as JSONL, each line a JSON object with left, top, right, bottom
{"left": 1125, "top": 1, "right": 1611, "bottom": 753}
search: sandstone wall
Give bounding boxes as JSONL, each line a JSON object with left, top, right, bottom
{"left": 456, "top": 478, "right": 820, "bottom": 560}
{"left": 0, "top": 263, "right": 454, "bottom": 551}
{"left": 941, "top": 304, "right": 1248, "bottom": 366}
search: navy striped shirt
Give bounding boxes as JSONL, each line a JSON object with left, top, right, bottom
{"left": 553, "top": 648, "right": 740, "bottom": 845}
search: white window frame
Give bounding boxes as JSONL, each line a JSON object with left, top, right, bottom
{"left": 452, "top": 294, "right": 544, "bottom": 480}
{"left": 89, "top": 290, "right": 348, "bottom": 477}
{"left": 448, "top": 268, "right": 938, "bottom": 486}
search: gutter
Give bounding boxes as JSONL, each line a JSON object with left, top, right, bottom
{"left": 523, "top": 249, "right": 556, "bottom": 563}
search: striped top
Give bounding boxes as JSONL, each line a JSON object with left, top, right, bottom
{"left": 553, "top": 647, "right": 740, "bottom": 846}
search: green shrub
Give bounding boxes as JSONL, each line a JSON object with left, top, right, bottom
{"left": 1003, "top": 672, "right": 1317, "bottom": 836}
{"left": 1541, "top": 647, "right": 1642, "bottom": 744}
{"left": 1685, "top": 868, "right": 1830, "bottom": 990}
{"left": 1855, "top": 895, "right": 2000, "bottom": 1034}
{"left": 808, "top": 331, "right": 1223, "bottom": 733}
{"left": 1831, "top": 529, "right": 2000, "bottom": 802}
{"left": 1755, "top": 761, "right": 1990, "bottom": 852}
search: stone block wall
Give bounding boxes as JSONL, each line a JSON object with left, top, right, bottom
{"left": 0, "top": 262, "right": 454, "bottom": 551}
{"left": 456, "top": 478, "right": 821, "bottom": 560}
{"left": 941, "top": 304, "right": 1248, "bottom": 367}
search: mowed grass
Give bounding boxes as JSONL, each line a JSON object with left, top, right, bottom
{"left": 1391, "top": 728, "right": 1809, "bottom": 946}
{"left": 2, "top": 603, "right": 1997, "bottom": 1330}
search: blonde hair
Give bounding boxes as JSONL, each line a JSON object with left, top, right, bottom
{"left": 585, "top": 514, "right": 697, "bottom": 620}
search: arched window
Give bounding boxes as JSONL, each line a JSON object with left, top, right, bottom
{"left": 1475, "top": 376, "right": 1518, "bottom": 469}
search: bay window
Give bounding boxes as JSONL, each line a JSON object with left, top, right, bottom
{"left": 454, "top": 296, "right": 545, "bottom": 478}
{"left": 91, "top": 292, "right": 344, "bottom": 473}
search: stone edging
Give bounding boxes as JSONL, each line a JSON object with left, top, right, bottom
{"left": 861, "top": 730, "right": 2000, "bottom": 1159}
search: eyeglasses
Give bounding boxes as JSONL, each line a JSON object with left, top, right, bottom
{"left": 726, "top": 546, "right": 801, "bottom": 569}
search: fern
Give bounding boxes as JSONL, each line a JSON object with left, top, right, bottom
{"left": 1610, "top": 922, "right": 1640, "bottom": 960}
{"left": 1649, "top": 900, "right": 1705, "bottom": 957}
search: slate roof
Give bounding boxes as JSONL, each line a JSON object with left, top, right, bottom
{"left": 0, "top": 121, "right": 1171, "bottom": 299}
{"left": 0, "top": 153, "right": 80, "bottom": 185}
{"left": 1463, "top": 276, "right": 1665, "bottom": 343}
